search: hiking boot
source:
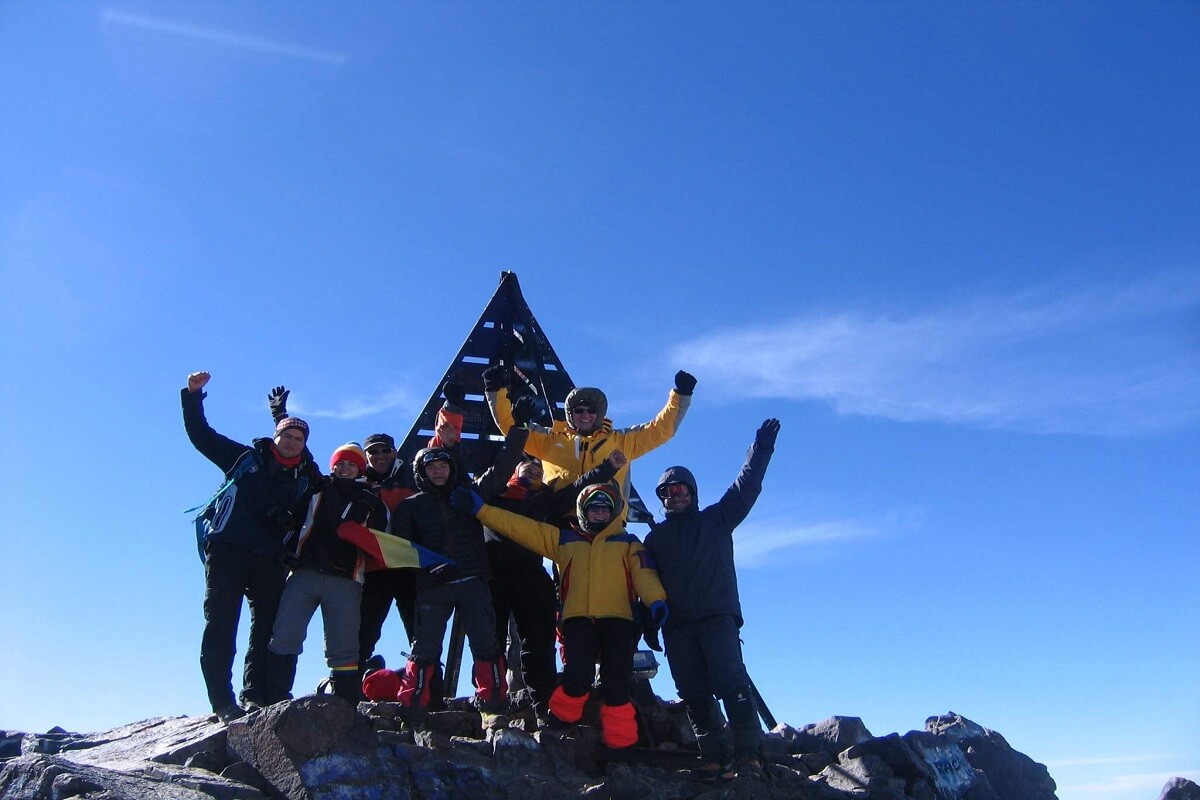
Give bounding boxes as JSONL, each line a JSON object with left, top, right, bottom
{"left": 214, "top": 705, "right": 247, "bottom": 725}
{"left": 734, "top": 754, "right": 767, "bottom": 782}
{"left": 692, "top": 761, "right": 735, "bottom": 784}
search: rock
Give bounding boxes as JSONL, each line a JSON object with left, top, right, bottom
{"left": 924, "top": 713, "right": 1054, "bottom": 800}
{"left": 791, "top": 716, "right": 874, "bottom": 754}
{"left": 0, "top": 753, "right": 265, "bottom": 800}
{"left": 226, "top": 695, "right": 407, "bottom": 800}
{"left": 1161, "top": 777, "right": 1200, "bottom": 800}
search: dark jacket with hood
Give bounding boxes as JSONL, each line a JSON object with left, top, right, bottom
{"left": 484, "top": 457, "right": 621, "bottom": 575}
{"left": 183, "top": 388, "right": 320, "bottom": 558}
{"left": 642, "top": 435, "right": 775, "bottom": 629}
{"left": 389, "top": 427, "right": 527, "bottom": 590}
{"left": 287, "top": 476, "right": 388, "bottom": 583}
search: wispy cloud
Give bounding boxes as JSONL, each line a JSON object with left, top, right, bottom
{"left": 673, "top": 272, "right": 1200, "bottom": 436}
{"left": 291, "top": 388, "right": 418, "bottom": 422}
{"left": 101, "top": 9, "right": 347, "bottom": 66}
{"left": 733, "top": 513, "right": 909, "bottom": 567}
{"left": 1061, "top": 770, "right": 1200, "bottom": 795}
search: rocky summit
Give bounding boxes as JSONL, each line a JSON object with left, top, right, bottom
{"left": 1, "top": 695, "right": 1194, "bottom": 800}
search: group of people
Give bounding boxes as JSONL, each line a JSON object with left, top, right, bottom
{"left": 182, "top": 362, "right": 780, "bottom": 782}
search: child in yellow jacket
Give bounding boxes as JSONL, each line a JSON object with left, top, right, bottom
{"left": 452, "top": 482, "right": 668, "bottom": 749}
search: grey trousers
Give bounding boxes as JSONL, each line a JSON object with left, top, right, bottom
{"left": 269, "top": 569, "right": 362, "bottom": 668}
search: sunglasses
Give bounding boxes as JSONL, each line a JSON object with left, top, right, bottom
{"left": 572, "top": 406, "right": 597, "bottom": 415}
{"left": 366, "top": 446, "right": 393, "bottom": 455}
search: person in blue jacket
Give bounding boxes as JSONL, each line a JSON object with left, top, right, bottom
{"left": 182, "top": 371, "right": 321, "bottom": 723}
{"left": 642, "top": 418, "right": 780, "bottom": 782}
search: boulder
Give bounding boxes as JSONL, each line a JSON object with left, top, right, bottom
{"left": 0, "top": 753, "right": 264, "bottom": 800}
{"left": 1161, "top": 777, "right": 1200, "bottom": 800}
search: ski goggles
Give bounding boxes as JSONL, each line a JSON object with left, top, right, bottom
{"left": 419, "top": 451, "right": 452, "bottom": 466}
{"left": 656, "top": 483, "right": 690, "bottom": 500}
{"left": 583, "top": 491, "right": 616, "bottom": 511}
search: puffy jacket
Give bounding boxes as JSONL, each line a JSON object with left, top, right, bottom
{"left": 389, "top": 427, "right": 526, "bottom": 590}
{"left": 642, "top": 434, "right": 775, "bottom": 629}
{"left": 476, "top": 506, "right": 666, "bottom": 622}
{"left": 486, "top": 385, "right": 689, "bottom": 515}
{"left": 288, "top": 476, "right": 389, "bottom": 583}
{"left": 183, "top": 389, "right": 319, "bottom": 558}
{"left": 365, "top": 457, "right": 414, "bottom": 513}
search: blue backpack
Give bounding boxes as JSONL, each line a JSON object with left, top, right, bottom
{"left": 187, "top": 449, "right": 262, "bottom": 564}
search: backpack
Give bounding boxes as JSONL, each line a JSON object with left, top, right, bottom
{"left": 188, "top": 449, "right": 262, "bottom": 564}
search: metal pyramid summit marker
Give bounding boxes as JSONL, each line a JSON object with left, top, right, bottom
{"left": 396, "top": 270, "right": 653, "bottom": 523}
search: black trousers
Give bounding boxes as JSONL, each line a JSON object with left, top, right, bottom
{"left": 560, "top": 617, "right": 637, "bottom": 706}
{"left": 490, "top": 566, "right": 559, "bottom": 707}
{"left": 200, "top": 541, "right": 287, "bottom": 710}
{"left": 358, "top": 569, "right": 417, "bottom": 664}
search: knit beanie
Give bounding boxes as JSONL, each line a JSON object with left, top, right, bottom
{"left": 275, "top": 417, "right": 310, "bottom": 440}
{"left": 330, "top": 442, "right": 367, "bottom": 473}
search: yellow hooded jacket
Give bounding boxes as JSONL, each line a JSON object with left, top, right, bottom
{"left": 486, "top": 386, "right": 690, "bottom": 513}
{"left": 476, "top": 504, "right": 666, "bottom": 622}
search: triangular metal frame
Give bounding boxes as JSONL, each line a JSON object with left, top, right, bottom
{"left": 397, "top": 271, "right": 654, "bottom": 523}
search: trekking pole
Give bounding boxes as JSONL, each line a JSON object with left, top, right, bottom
{"left": 748, "top": 676, "right": 776, "bottom": 730}
{"left": 444, "top": 609, "right": 465, "bottom": 700}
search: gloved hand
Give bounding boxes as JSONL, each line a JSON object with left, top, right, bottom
{"left": 442, "top": 380, "right": 466, "bottom": 405}
{"left": 450, "top": 486, "right": 484, "bottom": 516}
{"left": 649, "top": 600, "right": 669, "bottom": 627}
{"left": 642, "top": 624, "right": 662, "bottom": 652}
{"left": 673, "top": 371, "right": 697, "bottom": 396}
{"left": 268, "top": 386, "right": 290, "bottom": 422}
{"left": 481, "top": 365, "right": 512, "bottom": 393}
{"left": 428, "top": 563, "right": 460, "bottom": 583}
{"left": 511, "top": 396, "right": 538, "bottom": 427}
{"left": 755, "top": 418, "right": 781, "bottom": 448}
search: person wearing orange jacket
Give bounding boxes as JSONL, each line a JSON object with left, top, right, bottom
{"left": 452, "top": 481, "right": 668, "bottom": 750}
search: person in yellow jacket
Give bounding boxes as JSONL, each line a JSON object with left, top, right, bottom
{"left": 451, "top": 481, "right": 668, "bottom": 750}
{"left": 480, "top": 366, "right": 697, "bottom": 521}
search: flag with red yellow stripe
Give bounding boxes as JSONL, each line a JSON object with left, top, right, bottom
{"left": 337, "top": 521, "right": 453, "bottom": 571}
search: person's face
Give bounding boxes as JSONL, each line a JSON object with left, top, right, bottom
{"left": 366, "top": 443, "right": 396, "bottom": 473}
{"left": 570, "top": 405, "right": 598, "bottom": 434}
{"left": 516, "top": 461, "right": 543, "bottom": 483}
{"left": 661, "top": 483, "right": 692, "bottom": 513}
{"left": 585, "top": 506, "right": 612, "bottom": 527}
{"left": 274, "top": 428, "right": 307, "bottom": 459}
{"left": 424, "top": 460, "right": 451, "bottom": 486}
{"left": 332, "top": 460, "right": 361, "bottom": 479}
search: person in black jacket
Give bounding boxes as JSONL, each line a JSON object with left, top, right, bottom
{"left": 642, "top": 419, "right": 781, "bottom": 782}
{"left": 182, "top": 371, "right": 320, "bottom": 723}
{"left": 268, "top": 442, "right": 389, "bottom": 702}
{"left": 389, "top": 427, "right": 527, "bottom": 716}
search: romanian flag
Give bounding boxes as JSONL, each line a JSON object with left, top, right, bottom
{"left": 337, "top": 522, "right": 453, "bottom": 571}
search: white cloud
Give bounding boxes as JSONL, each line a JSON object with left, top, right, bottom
{"left": 733, "top": 514, "right": 903, "bottom": 567}
{"left": 673, "top": 273, "right": 1200, "bottom": 436}
{"left": 101, "top": 9, "right": 347, "bottom": 66}
{"left": 291, "top": 388, "right": 418, "bottom": 422}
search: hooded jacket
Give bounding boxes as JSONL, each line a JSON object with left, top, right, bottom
{"left": 642, "top": 434, "right": 775, "bottom": 629}
{"left": 476, "top": 494, "right": 666, "bottom": 622}
{"left": 485, "top": 385, "right": 689, "bottom": 517}
{"left": 183, "top": 389, "right": 320, "bottom": 558}
{"left": 389, "top": 427, "right": 527, "bottom": 590}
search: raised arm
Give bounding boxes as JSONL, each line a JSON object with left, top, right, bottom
{"left": 708, "top": 418, "right": 780, "bottom": 531}
{"left": 541, "top": 449, "right": 626, "bottom": 523}
{"left": 181, "top": 372, "right": 252, "bottom": 474}
{"left": 473, "top": 426, "right": 530, "bottom": 501}
{"left": 612, "top": 371, "right": 695, "bottom": 460}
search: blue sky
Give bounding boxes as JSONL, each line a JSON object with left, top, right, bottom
{"left": 1, "top": 3, "right": 1197, "bottom": 798}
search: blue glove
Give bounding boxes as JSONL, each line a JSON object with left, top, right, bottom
{"left": 649, "top": 600, "right": 669, "bottom": 627}
{"left": 450, "top": 486, "right": 483, "bottom": 515}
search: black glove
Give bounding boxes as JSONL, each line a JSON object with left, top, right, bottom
{"left": 449, "top": 486, "right": 483, "bottom": 515}
{"left": 674, "top": 370, "right": 697, "bottom": 396}
{"left": 755, "top": 418, "right": 781, "bottom": 448}
{"left": 511, "top": 396, "right": 538, "bottom": 427}
{"left": 428, "top": 563, "right": 460, "bottom": 583}
{"left": 643, "top": 625, "right": 662, "bottom": 653}
{"left": 268, "top": 386, "right": 290, "bottom": 423}
{"left": 442, "top": 380, "right": 466, "bottom": 405}
{"left": 481, "top": 365, "right": 512, "bottom": 393}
